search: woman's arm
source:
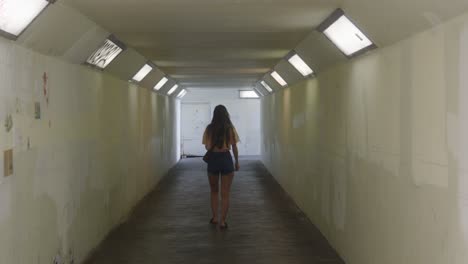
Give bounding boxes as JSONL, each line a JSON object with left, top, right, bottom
{"left": 230, "top": 126, "right": 240, "bottom": 170}
{"left": 232, "top": 143, "right": 239, "bottom": 171}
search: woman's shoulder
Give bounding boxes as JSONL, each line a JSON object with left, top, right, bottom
{"left": 228, "top": 124, "right": 240, "bottom": 143}
{"left": 229, "top": 124, "right": 239, "bottom": 134}
{"left": 204, "top": 124, "right": 212, "bottom": 133}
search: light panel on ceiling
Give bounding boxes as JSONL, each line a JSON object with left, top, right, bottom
{"left": 86, "top": 37, "right": 125, "bottom": 69}
{"left": 239, "top": 90, "right": 259, "bottom": 99}
{"left": 288, "top": 54, "right": 314, "bottom": 77}
{"left": 154, "top": 77, "right": 169, "bottom": 90}
{"left": 177, "top": 89, "right": 187, "bottom": 98}
{"left": 167, "top": 84, "right": 179, "bottom": 95}
{"left": 132, "top": 64, "right": 153, "bottom": 82}
{"left": 260, "top": 81, "right": 273, "bottom": 93}
{"left": 253, "top": 87, "right": 264, "bottom": 97}
{"left": 318, "top": 8, "right": 376, "bottom": 57}
{"left": 271, "top": 71, "right": 287, "bottom": 87}
{"left": 0, "top": 0, "right": 51, "bottom": 39}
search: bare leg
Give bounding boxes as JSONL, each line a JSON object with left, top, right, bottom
{"left": 220, "top": 173, "right": 234, "bottom": 226}
{"left": 208, "top": 173, "right": 220, "bottom": 223}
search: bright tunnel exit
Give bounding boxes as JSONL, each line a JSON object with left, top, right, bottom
{"left": 179, "top": 88, "right": 261, "bottom": 157}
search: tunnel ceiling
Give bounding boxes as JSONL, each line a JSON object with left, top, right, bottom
{"left": 63, "top": 0, "right": 468, "bottom": 89}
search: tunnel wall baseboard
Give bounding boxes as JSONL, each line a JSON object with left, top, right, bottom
{"left": 0, "top": 38, "right": 180, "bottom": 263}
{"left": 261, "top": 12, "right": 468, "bottom": 264}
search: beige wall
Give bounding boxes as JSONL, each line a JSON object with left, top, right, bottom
{"left": 261, "top": 12, "right": 468, "bottom": 264}
{"left": 0, "top": 38, "right": 179, "bottom": 263}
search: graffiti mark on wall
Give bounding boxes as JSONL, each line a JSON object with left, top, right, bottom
{"left": 4, "top": 114, "right": 12, "bottom": 132}
{"left": 43, "top": 72, "right": 49, "bottom": 105}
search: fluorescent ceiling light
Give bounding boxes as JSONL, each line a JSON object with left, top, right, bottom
{"left": 288, "top": 54, "right": 314, "bottom": 77}
{"left": 239, "top": 90, "right": 259, "bottom": 99}
{"left": 318, "top": 8, "right": 375, "bottom": 57}
{"left": 177, "top": 89, "right": 187, "bottom": 98}
{"left": 132, "top": 64, "right": 153, "bottom": 82}
{"left": 271, "top": 71, "right": 287, "bottom": 87}
{"left": 0, "top": 0, "right": 50, "bottom": 38}
{"left": 261, "top": 81, "right": 273, "bottom": 93}
{"left": 86, "top": 38, "right": 124, "bottom": 69}
{"left": 253, "top": 87, "right": 264, "bottom": 96}
{"left": 154, "top": 77, "right": 168, "bottom": 90}
{"left": 167, "top": 84, "right": 178, "bottom": 95}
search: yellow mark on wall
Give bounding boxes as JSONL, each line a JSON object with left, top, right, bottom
{"left": 3, "top": 149, "right": 13, "bottom": 177}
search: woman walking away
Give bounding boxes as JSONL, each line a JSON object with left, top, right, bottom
{"left": 202, "top": 105, "right": 240, "bottom": 229}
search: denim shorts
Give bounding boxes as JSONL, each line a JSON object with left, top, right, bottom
{"left": 207, "top": 151, "right": 234, "bottom": 175}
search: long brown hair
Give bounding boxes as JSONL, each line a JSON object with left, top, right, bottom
{"left": 206, "top": 105, "right": 233, "bottom": 148}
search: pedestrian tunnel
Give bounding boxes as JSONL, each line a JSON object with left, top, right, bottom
{"left": 0, "top": 1, "right": 468, "bottom": 263}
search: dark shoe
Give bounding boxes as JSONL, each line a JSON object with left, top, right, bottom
{"left": 209, "top": 218, "right": 218, "bottom": 225}
{"left": 219, "top": 222, "right": 228, "bottom": 229}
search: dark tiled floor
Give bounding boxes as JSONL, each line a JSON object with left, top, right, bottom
{"left": 85, "top": 157, "right": 345, "bottom": 264}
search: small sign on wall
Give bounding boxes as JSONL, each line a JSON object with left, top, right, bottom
{"left": 3, "top": 149, "right": 13, "bottom": 177}
{"left": 34, "top": 102, "right": 41, "bottom": 119}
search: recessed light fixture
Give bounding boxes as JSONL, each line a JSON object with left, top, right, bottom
{"left": 0, "top": 0, "right": 53, "bottom": 39}
{"left": 253, "top": 87, "right": 264, "bottom": 97}
{"left": 167, "top": 84, "right": 179, "bottom": 95}
{"left": 318, "top": 8, "right": 376, "bottom": 57}
{"left": 271, "top": 71, "right": 287, "bottom": 87}
{"left": 132, "top": 64, "right": 153, "bottom": 82}
{"left": 86, "top": 36, "right": 125, "bottom": 69}
{"left": 261, "top": 81, "right": 273, "bottom": 93}
{"left": 154, "top": 77, "right": 169, "bottom": 91}
{"left": 177, "top": 89, "right": 187, "bottom": 98}
{"left": 239, "top": 90, "right": 260, "bottom": 99}
{"left": 288, "top": 53, "right": 314, "bottom": 77}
